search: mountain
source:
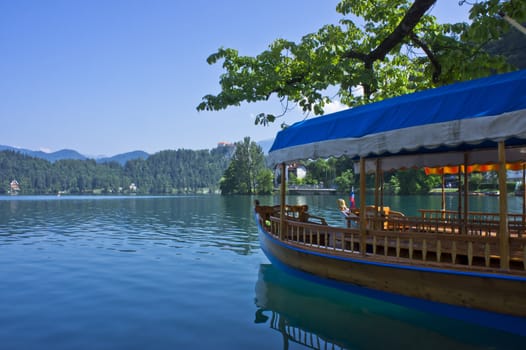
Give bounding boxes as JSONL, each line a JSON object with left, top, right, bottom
{"left": 0, "top": 145, "right": 148, "bottom": 165}
{"left": 485, "top": 23, "right": 526, "bottom": 70}
{"left": 1, "top": 140, "right": 273, "bottom": 164}
{"left": 0, "top": 145, "right": 87, "bottom": 162}
{"left": 257, "top": 139, "right": 274, "bottom": 154}
{"left": 45, "top": 149, "right": 88, "bottom": 162}
{"left": 97, "top": 151, "right": 149, "bottom": 165}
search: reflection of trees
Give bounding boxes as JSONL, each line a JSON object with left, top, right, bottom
{"left": 218, "top": 195, "right": 262, "bottom": 255}
{"left": 254, "top": 264, "right": 525, "bottom": 350}
{"left": 122, "top": 195, "right": 264, "bottom": 256}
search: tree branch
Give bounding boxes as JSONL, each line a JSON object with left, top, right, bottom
{"left": 340, "top": 0, "right": 437, "bottom": 97}
{"left": 341, "top": 50, "right": 369, "bottom": 61}
{"left": 409, "top": 32, "right": 441, "bottom": 83}
{"left": 368, "top": 0, "right": 437, "bottom": 62}
{"left": 341, "top": 0, "right": 437, "bottom": 64}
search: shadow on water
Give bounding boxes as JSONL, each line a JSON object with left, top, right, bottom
{"left": 254, "top": 264, "right": 525, "bottom": 350}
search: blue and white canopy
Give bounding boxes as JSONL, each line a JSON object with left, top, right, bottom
{"left": 268, "top": 70, "right": 526, "bottom": 172}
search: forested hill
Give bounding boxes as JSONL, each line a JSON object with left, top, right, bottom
{"left": 0, "top": 146, "right": 234, "bottom": 195}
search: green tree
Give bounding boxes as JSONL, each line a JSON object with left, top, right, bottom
{"left": 470, "top": 173, "right": 484, "bottom": 191}
{"left": 198, "top": 0, "right": 524, "bottom": 125}
{"left": 306, "top": 159, "right": 333, "bottom": 187}
{"left": 255, "top": 169, "right": 275, "bottom": 195}
{"left": 334, "top": 169, "right": 355, "bottom": 193}
{"left": 397, "top": 168, "right": 440, "bottom": 195}
{"left": 220, "top": 137, "right": 268, "bottom": 195}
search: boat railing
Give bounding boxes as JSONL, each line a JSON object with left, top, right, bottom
{"left": 418, "top": 209, "right": 525, "bottom": 237}
{"left": 265, "top": 310, "right": 347, "bottom": 350}
{"left": 419, "top": 209, "right": 526, "bottom": 223}
{"left": 262, "top": 213, "right": 526, "bottom": 273}
{"left": 255, "top": 204, "right": 328, "bottom": 226}
{"left": 345, "top": 209, "right": 524, "bottom": 238}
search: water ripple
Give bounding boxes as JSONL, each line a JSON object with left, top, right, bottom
{"left": 2, "top": 195, "right": 519, "bottom": 349}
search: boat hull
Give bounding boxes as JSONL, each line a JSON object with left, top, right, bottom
{"left": 257, "top": 217, "right": 526, "bottom": 319}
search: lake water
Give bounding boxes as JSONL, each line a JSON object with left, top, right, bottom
{"left": 0, "top": 194, "right": 524, "bottom": 349}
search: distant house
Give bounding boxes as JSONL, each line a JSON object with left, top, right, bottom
{"left": 129, "top": 183, "right": 137, "bottom": 192}
{"left": 10, "top": 179, "right": 20, "bottom": 193}
{"left": 217, "top": 141, "right": 233, "bottom": 148}
{"left": 217, "top": 141, "right": 236, "bottom": 158}
{"left": 273, "top": 163, "right": 307, "bottom": 187}
{"left": 288, "top": 163, "right": 307, "bottom": 180}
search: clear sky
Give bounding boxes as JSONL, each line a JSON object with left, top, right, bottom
{"left": 0, "top": 0, "right": 469, "bottom": 157}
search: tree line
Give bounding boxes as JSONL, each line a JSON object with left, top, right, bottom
{"left": 0, "top": 146, "right": 234, "bottom": 195}
{"left": 1, "top": 140, "right": 499, "bottom": 196}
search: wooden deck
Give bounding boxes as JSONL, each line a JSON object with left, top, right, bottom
{"left": 256, "top": 205, "right": 526, "bottom": 273}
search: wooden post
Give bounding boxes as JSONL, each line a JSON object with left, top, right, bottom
{"left": 360, "top": 157, "right": 367, "bottom": 255}
{"left": 374, "top": 159, "right": 380, "bottom": 213}
{"left": 441, "top": 173, "right": 445, "bottom": 214}
{"left": 380, "top": 168, "right": 384, "bottom": 211}
{"left": 463, "top": 153, "right": 469, "bottom": 235}
{"left": 279, "top": 162, "right": 287, "bottom": 240}
{"left": 374, "top": 159, "right": 381, "bottom": 230}
{"left": 376, "top": 159, "right": 384, "bottom": 215}
{"left": 522, "top": 164, "right": 525, "bottom": 223}
{"left": 498, "top": 142, "right": 510, "bottom": 269}
{"left": 457, "top": 171, "right": 462, "bottom": 230}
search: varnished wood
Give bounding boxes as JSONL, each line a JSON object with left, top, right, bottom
{"left": 523, "top": 165, "right": 526, "bottom": 220}
{"left": 374, "top": 159, "right": 380, "bottom": 216}
{"left": 280, "top": 162, "right": 286, "bottom": 240}
{"left": 257, "top": 214, "right": 526, "bottom": 317}
{"left": 441, "top": 173, "right": 445, "bottom": 212}
{"left": 254, "top": 207, "right": 526, "bottom": 273}
{"left": 485, "top": 243, "right": 490, "bottom": 267}
{"left": 463, "top": 152, "right": 469, "bottom": 235}
{"left": 498, "top": 142, "right": 510, "bottom": 269}
{"left": 359, "top": 158, "right": 367, "bottom": 256}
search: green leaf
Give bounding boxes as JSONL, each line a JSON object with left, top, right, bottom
{"left": 198, "top": 0, "right": 521, "bottom": 125}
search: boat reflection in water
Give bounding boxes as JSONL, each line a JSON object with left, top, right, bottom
{"left": 254, "top": 264, "right": 524, "bottom": 350}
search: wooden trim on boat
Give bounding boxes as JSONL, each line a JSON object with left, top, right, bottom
{"left": 255, "top": 203, "right": 526, "bottom": 317}
{"left": 359, "top": 157, "right": 367, "bottom": 256}
{"left": 498, "top": 141, "right": 510, "bottom": 269}
{"left": 279, "top": 162, "right": 286, "bottom": 241}
{"left": 257, "top": 211, "right": 526, "bottom": 272}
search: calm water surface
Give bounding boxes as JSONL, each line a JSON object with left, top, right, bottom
{"left": 0, "top": 195, "right": 524, "bottom": 349}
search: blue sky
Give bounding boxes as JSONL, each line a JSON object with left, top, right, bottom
{"left": 0, "top": 1, "right": 469, "bottom": 156}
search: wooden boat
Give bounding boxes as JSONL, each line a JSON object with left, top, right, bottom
{"left": 255, "top": 70, "right": 526, "bottom": 318}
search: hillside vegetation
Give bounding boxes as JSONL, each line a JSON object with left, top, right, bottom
{"left": 0, "top": 146, "right": 233, "bottom": 195}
